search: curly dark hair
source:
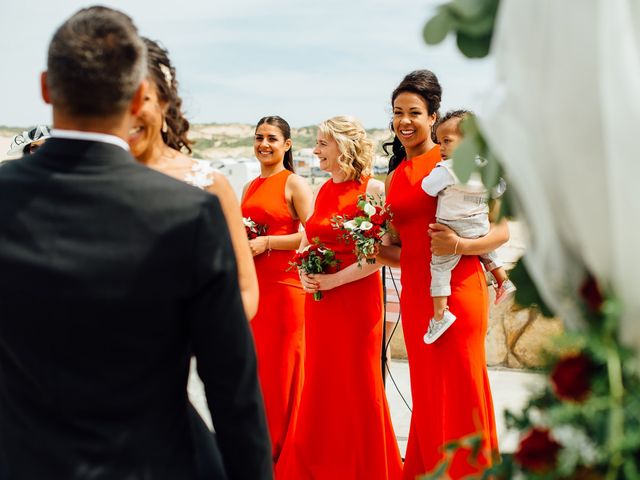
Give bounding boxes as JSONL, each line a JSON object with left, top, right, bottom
{"left": 433, "top": 109, "right": 472, "bottom": 137}
{"left": 143, "top": 37, "right": 192, "bottom": 154}
{"left": 383, "top": 70, "right": 442, "bottom": 173}
{"left": 256, "top": 116, "right": 294, "bottom": 172}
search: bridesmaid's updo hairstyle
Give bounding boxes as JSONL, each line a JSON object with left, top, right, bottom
{"left": 143, "top": 37, "right": 192, "bottom": 154}
{"left": 256, "top": 116, "right": 295, "bottom": 172}
{"left": 319, "top": 116, "right": 374, "bottom": 183}
{"left": 384, "top": 69, "right": 442, "bottom": 173}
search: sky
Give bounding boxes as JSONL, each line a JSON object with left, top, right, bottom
{"left": 0, "top": 0, "right": 494, "bottom": 129}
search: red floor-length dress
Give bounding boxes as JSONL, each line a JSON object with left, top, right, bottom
{"left": 386, "top": 146, "right": 499, "bottom": 479}
{"left": 278, "top": 177, "right": 403, "bottom": 480}
{"left": 241, "top": 169, "right": 305, "bottom": 468}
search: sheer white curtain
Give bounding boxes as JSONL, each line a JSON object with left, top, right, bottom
{"left": 479, "top": 0, "right": 640, "bottom": 350}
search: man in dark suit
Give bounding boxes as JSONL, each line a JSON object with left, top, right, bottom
{"left": 0, "top": 6, "right": 271, "bottom": 480}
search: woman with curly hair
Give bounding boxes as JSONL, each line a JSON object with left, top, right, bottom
{"left": 379, "top": 70, "right": 504, "bottom": 478}
{"left": 128, "top": 38, "right": 258, "bottom": 320}
{"left": 278, "top": 116, "right": 402, "bottom": 480}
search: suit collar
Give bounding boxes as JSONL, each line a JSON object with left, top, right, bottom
{"left": 51, "top": 129, "right": 130, "bottom": 152}
{"left": 22, "top": 138, "right": 137, "bottom": 172}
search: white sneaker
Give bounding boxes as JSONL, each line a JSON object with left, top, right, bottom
{"left": 423, "top": 309, "right": 457, "bottom": 344}
{"left": 495, "top": 279, "right": 517, "bottom": 305}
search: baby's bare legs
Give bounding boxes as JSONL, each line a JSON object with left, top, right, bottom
{"left": 491, "top": 266, "right": 509, "bottom": 286}
{"left": 433, "top": 296, "right": 448, "bottom": 321}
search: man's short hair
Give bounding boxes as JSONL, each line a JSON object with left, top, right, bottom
{"left": 46, "top": 6, "right": 147, "bottom": 117}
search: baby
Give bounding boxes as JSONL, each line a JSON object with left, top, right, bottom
{"left": 422, "top": 110, "right": 516, "bottom": 344}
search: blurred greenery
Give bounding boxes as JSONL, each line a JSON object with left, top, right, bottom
{"left": 190, "top": 125, "right": 393, "bottom": 157}
{"left": 423, "top": 0, "right": 498, "bottom": 58}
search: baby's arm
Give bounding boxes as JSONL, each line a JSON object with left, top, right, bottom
{"left": 421, "top": 165, "right": 455, "bottom": 197}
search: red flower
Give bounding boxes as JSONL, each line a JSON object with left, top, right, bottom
{"left": 551, "top": 352, "right": 594, "bottom": 402}
{"left": 326, "top": 263, "right": 340, "bottom": 274}
{"left": 370, "top": 213, "right": 385, "bottom": 225}
{"left": 514, "top": 428, "right": 562, "bottom": 473}
{"left": 579, "top": 274, "right": 603, "bottom": 313}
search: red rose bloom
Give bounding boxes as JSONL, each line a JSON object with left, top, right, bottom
{"left": 514, "top": 428, "right": 562, "bottom": 473}
{"left": 550, "top": 352, "right": 594, "bottom": 402}
{"left": 579, "top": 274, "right": 603, "bottom": 312}
{"left": 370, "top": 213, "right": 384, "bottom": 225}
{"left": 325, "top": 263, "right": 340, "bottom": 274}
{"left": 362, "top": 229, "right": 375, "bottom": 239}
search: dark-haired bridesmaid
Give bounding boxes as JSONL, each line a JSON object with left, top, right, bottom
{"left": 241, "top": 116, "right": 313, "bottom": 470}
{"left": 378, "top": 70, "right": 506, "bottom": 478}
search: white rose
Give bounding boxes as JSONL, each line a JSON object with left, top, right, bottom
{"left": 359, "top": 221, "right": 373, "bottom": 231}
{"left": 363, "top": 203, "right": 376, "bottom": 216}
{"left": 242, "top": 217, "right": 253, "bottom": 227}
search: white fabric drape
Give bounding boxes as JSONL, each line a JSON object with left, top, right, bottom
{"left": 479, "top": 0, "right": 640, "bottom": 351}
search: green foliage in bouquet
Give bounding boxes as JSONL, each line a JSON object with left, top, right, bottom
{"left": 288, "top": 238, "right": 340, "bottom": 301}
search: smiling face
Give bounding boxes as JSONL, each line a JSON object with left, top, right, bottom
{"left": 435, "top": 118, "right": 463, "bottom": 161}
{"left": 392, "top": 91, "right": 437, "bottom": 158}
{"left": 128, "top": 79, "right": 167, "bottom": 159}
{"left": 313, "top": 132, "right": 341, "bottom": 175}
{"left": 254, "top": 123, "right": 291, "bottom": 168}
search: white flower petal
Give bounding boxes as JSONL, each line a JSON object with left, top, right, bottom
{"left": 363, "top": 203, "right": 376, "bottom": 216}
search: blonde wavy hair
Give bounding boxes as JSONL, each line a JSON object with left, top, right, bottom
{"left": 318, "top": 116, "right": 374, "bottom": 182}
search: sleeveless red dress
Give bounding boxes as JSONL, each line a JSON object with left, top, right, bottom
{"left": 278, "top": 177, "right": 402, "bottom": 480}
{"left": 241, "top": 169, "right": 305, "bottom": 468}
{"left": 386, "top": 147, "right": 498, "bottom": 478}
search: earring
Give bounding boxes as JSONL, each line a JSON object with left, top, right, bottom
{"left": 162, "top": 117, "right": 168, "bottom": 133}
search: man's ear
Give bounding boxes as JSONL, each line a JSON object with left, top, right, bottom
{"left": 130, "top": 79, "right": 148, "bottom": 116}
{"left": 41, "top": 71, "right": 51, "bottom": 104}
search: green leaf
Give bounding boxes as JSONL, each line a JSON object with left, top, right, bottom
{"left": 510, "top": 259, "right": 555, "bottom": 317}
{"left": 423, "top": 9, "right": 453, "bottom": 45}
{"left": 458, "top": 114, "right": 480, "bottom": 137}
{"left": 449, "top": 0, "right": 485, "bottom": 19}
{"left": 498, "top": 185, "right": 515, "bottom": 219}
{"left": 452, "top": 136, "right": 479, "bottom": 183}
{"left": 480, "top": 152, "right": 501, "bottom": 191}
{"left": 456, "top": 31, "right": 492, "bottom": 58}
{"left": 456, "top": 12, "right": 495, "bottom": 38}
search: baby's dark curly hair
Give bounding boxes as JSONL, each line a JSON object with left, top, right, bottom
{"left": 433, "top": 109, "right": 473, "bottom": 141}
{"left": 143, "top": 37, "right": 192, "bottom": 154}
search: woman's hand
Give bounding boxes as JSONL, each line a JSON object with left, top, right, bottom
{"left": 304, "top": 272, "right": 342, "bottom": 293}
{"left": 299, "top": 271, "right": 319, "bottom": 294}
{"left": 248, "top": 236, "right": 269, "bottom": 257}
{"left": 428, "top": 223, "right": 462, "bottom": 256}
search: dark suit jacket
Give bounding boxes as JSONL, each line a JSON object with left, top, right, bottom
{"left": 0, "top": 138, "right": 272, "bottom": 480}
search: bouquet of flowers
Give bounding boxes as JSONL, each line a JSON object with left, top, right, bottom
{"left": 243, "top": 217, "right": 268, "bottom": 240}
{"left": 331, "top": 193, "right": 393, "bottom": 267}
{"left": 288, "top": 238, "right": 340, "bottom": 301}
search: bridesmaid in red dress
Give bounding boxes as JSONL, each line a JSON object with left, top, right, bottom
{"left": 279, "top": 116, "right": 402, "bottom": 480}
{"left": 241, "top": 116, "right": 313, "bottom": 470}
{"left": 378, "top": 70, "right": 507, "bottom": 478}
